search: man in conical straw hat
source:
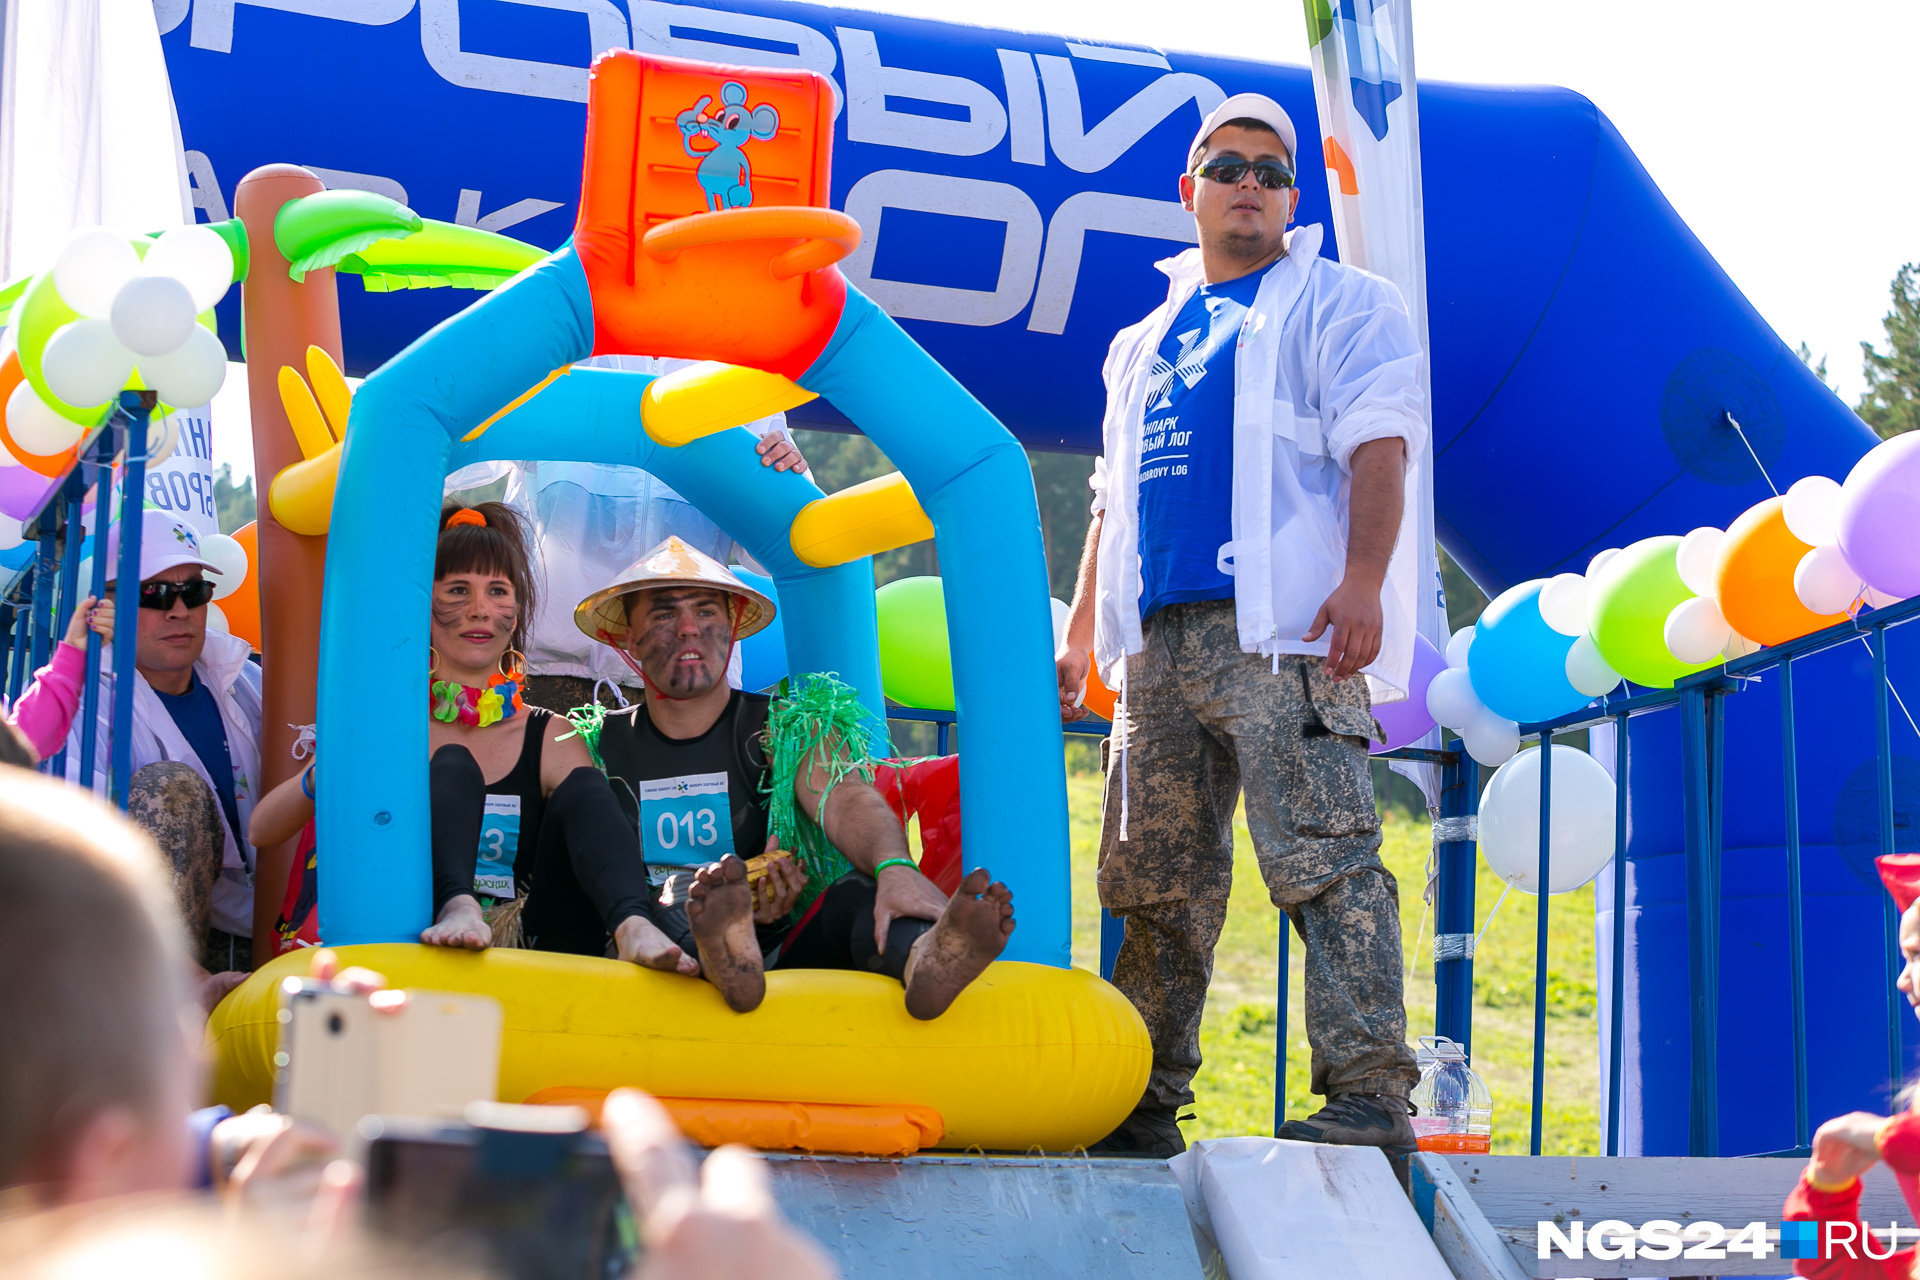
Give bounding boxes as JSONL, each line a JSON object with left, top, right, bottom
{"left": 572, "top": 536, "right": 1015, "bottom": 1017}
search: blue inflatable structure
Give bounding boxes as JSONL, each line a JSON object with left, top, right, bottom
{"left": 161, "top": 3, "right": 1916, "bottom": 1155}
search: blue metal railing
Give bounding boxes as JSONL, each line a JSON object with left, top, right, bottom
{"left": 1498, "top": 589, "right": 1920, "bottom": 1158}
{"left": 0, "top": 394, "right": 152, "bottom": 803}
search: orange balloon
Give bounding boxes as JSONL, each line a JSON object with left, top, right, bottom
{"left": 1082, "top": 655, "right": 1118, "bottom": 721}
{"left": 0, "top": 351, "right": 78, "bottom": 479}
{"left": 220, "top": 521, "right": 263, "bottom": 652}
{"left": 1713, "top": 496, "right": 1846, "bottom": 646}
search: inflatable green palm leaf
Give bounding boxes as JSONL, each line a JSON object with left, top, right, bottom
{"left": 340, "top": 221, "right": 545, "bottom": 293}
{"left": 275, "top": 190, "right": 425, "bottom": 283}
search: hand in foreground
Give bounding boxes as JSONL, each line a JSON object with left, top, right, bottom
{"left": 214, "top": 1107, "right": 341, "bottom": 1207}
{"left": 1054, "top": 649, "right": 1089, "bottom": 724}
{"left": 872, "top": 862, "right": 947, "bottom": 953}
{"left": 603, "top": 1089, "right": 836, "bottom": 1280}
{"left": 61, "top": 596, "right": 112, "bottom": 648}
{"left": 1303, "top": 575, "right": 1384, "bottom": 680}
{"left": 198, "top": 969, "right": 250, "bottom": 1013}
{"left": 752, "top": 844, "right": 806, "bottom": 923}
{"left": 755, "top": 434, "right": 809, "bottom": 474}
{"left": 1810, "top": 1111, "right": 1888, "bottom": 1187}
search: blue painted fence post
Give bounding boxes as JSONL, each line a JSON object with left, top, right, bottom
{"left": 1433, "top": 743, "right": 1479, "bottom": 1055}
{"left": 108, "top": 393, "right": 152, "bottom": 809}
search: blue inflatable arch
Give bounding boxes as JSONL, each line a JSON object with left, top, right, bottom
{"left": 316, "top": 249, "right": 1071, "bottom": 968}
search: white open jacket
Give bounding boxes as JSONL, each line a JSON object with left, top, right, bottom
{"left": 1091, "top": 224, "right": 1429, "bottom": 705}
{"left": 62, "top": 628, "right": 263, "bottom": 935}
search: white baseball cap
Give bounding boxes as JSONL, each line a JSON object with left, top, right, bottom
{"left": 102, "top": 509, "right": 222, "bottom": 584}
{"left": 1189, "top": 93, "right": 1298, "bottom": 170}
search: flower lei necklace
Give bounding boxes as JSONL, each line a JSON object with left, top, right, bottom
{"left": 430, "top": 651, "right": 526, "bottom": 728}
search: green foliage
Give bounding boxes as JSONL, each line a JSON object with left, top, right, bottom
{"left": 1798, "top": 341, "right": 1833, "bottom": 390}
{"left": 1858, "top": 263, "right": 1920, "bottom": 439}
{"left": 213, "top": 464, "right": 255, "bottom": 534}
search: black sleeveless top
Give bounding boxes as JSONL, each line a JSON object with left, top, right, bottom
{"left": 483, "top": 708, "right": 550, "bottom": 902}
{"left": 598, "top": 692, "right": 772, "bottom": 869}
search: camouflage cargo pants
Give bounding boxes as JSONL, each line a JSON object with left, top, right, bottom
{"left": 1098, "top": 600, "right": 1419, "bottom": 1111}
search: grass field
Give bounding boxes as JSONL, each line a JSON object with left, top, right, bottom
{"left": 1057, "top": 753, "right": 1604, "bottom": 1155}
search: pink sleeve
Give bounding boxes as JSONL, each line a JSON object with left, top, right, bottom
{"left": 7, "top": 642, "right": 85, "bottom": 760}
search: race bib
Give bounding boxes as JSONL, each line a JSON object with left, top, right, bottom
{"left": 475, "top": 794, "right": 521, "bottom": 899}
{"left": 640, "top": 772, "right": 734, "bottom": 865}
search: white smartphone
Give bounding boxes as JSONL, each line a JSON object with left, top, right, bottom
{"left": 274, "top": 980, "right": 505, "bottom": 1144}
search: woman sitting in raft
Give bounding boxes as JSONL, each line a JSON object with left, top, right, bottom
{"left": 419, "top": 503, "right": 692, "bottom": 972}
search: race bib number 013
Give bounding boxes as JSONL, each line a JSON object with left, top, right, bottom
{"left": 640, "top": 772, "right": 734, "bottom": 864}
{"left": 475, "top": 794, "right": 521, "bottom": 899}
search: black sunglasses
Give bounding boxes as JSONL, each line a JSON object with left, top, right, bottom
{"left": 1194, "top": 158, "right": 1295, "bottom": 190}
{"left": 138, "top": 579, "right": 217, "bottom": 611}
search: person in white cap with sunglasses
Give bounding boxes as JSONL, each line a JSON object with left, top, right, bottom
{"left": 1057, "top": 94, "right": 1426, "bottom": 1156}
{"left": 64, "top": 508, "right": 261, "bottom": 992}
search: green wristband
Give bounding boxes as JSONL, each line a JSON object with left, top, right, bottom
{"left": 872, "top": 857, "right": 918, "bottom": 876}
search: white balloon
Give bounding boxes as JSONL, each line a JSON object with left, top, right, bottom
{"left": 202, "top": 532, "right": 249, "bottom": 599}
{"left": 109, "top": 273, "right": 198, "bottom": 357}
{"left": 6, "top": 382, "right": 84, "bottom": 455}
{"left": 1722, "top": 632, "right": 1762, "bottom": 660}
{"left": 0, "top": 517, "right": 22, "bottom": 551}
{"left": 1462, "top": 709, "right": 1520, "bottom": 768}
{"left": 1782, "top": 475, "right": 1844, "bottom": 548}
{"left": 1049, "top": 597, "right": 1070, "bottom": 652}
{"left": 1794, "top": 544, "right": 1861, "bottom": 616}
{"left": 0, "top": 431, "right": 18, "bottom": 468}
{"left": 1663, "top": 595, "right": 1733, "bottom": 665}
{"left": 142, "top": 224, "right": 234, "bottom": 312}
{"left": 41, "top": 319, "right": 134, "bottom": 408}
{"left": 138, "top": 325, "right": 227, "bottom": 407}
{"left": 52, "top": 229, "right": 139, "bottom": 318}
{"left": 1445, "top": 625, "right": 1475, "bottom": 669}
{"left": 1537, "top": 573, "right": 1589, "bottom": 637}
{"left": 1564, "top": 633, "right": 1623, "bottom": 697}
{"left": 1587, "top": 547, "right": 1622, "bottom": 578}
{"left": 206, "top": 601, "right": 231, "bottom": 634}
{"left": 1675, "top": 527, "right": 1725, "bottom": 598}
{"left": 1479, "top": 744, "right": 1617, "bottom": 895}
{"left": 1426, "top": 666, "right": 1484, "bottom": 730}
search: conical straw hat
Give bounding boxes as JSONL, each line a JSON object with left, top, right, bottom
{"left": 575, "top": 535, "right": 776, "bottom": 649}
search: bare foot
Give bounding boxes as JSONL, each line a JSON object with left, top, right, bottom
{"left": 902, "top": 867, "right": 1015, "bottom": 1020}
{"left": 614, "top": 914, "right": 701, "bottom": 976}
{"left": 686, "top": 855, "right": 765, "bottom": 1012}
{"left": 421, "top": 894, "right": 491, "bottom": 950}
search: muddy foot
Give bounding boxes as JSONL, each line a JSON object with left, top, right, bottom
{"left": 687, "top": 855, "right": 765, "bottom": 1012}
{"left": 903, "top": 867, "right": 1015, "bottom": 1020}
{"left": 614, "top": 912, "right": 701, "bottom": 976}
{"left": 421, "top": 894, "right": 492, "bottom": 950}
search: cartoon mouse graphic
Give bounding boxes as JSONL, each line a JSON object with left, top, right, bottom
{"left": 677, "top": 82, "right": 780, "bottom": 211}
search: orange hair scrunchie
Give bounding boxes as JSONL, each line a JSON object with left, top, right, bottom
{"left": 446, "top": 508, "right": 488, "bottom": 529}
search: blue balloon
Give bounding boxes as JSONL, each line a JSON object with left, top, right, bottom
{"left": 0, "top": 541, "right": 32, "bottom": 572}
{"left": 729, "top": 567, "right": 787, "bottom": 693}
{"left": 1466, "top": 580, "right": 1587, "bottom": 725}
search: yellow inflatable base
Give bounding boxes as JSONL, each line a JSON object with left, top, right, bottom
{"left": 210, "top": 945, "right": 1151, "bottom": 1153}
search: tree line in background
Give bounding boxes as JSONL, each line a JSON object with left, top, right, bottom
{"left": 1809, "top": 260, "right": 1920, "bottom": 439}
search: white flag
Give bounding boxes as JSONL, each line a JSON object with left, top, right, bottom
{"left": 1304, "top": 0, "right": 1449, "bottom": 806}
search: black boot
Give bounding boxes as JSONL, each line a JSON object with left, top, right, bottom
{"left": 1275, "top": 1093, "right": 1416, "bottom": 1156}
{"left": 1086, "top": 1107, "right": 1190, "bottom": 1158}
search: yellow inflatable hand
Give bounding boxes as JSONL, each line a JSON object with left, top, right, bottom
{"left": 269, "top": 347, "right": 348, "bottom": 537}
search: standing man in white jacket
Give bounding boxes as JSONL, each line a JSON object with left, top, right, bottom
{"left": 66, "top": 510, "right": 262, "bottom": 984}
{"left": 1057, "top": 95, "right": 1426, "bottom": 1157}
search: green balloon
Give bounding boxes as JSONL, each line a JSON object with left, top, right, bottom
{"left": 875, "top": 576, "right": 953, "bottom": 711}
{"left": 1586, "top": 536, "right": 1717, "bottom": 689}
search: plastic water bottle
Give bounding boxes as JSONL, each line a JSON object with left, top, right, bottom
{"left": 1409, "top": 1035, "right": 1492, "bottom": 1154}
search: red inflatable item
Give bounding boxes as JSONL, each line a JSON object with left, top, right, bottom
{"left": 573, "top": 51, "right": 850, "bottom": 381}
{"left": 872, "top": 755, "right": 963, "bottom": 894}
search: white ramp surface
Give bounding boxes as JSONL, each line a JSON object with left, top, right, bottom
{"left": 1170, "top": 1138, "right": 1454, "bottom": 1280}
